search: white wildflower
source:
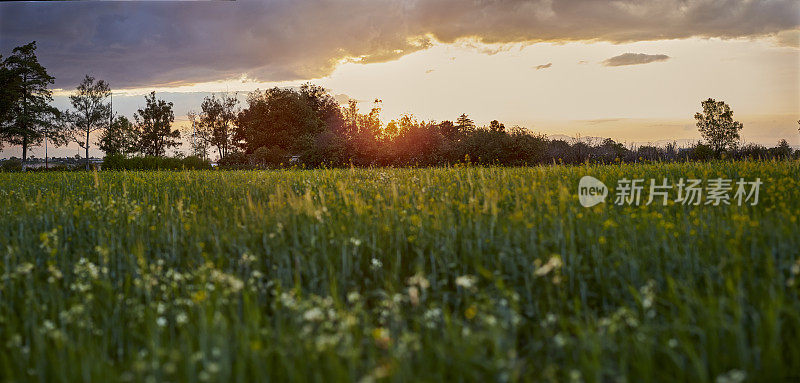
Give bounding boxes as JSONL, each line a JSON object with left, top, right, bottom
{"left": 455, "top": 275, "right": 476, "bottom": 289}
{"left": 303, "top": 307, "right": 324, "bottom": 322}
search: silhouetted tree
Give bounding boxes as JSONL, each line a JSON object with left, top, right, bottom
{"left": 186, "top": 111, "right": 211, "bottom": 160}
{"left": 456, "top": 114, "right": 475, "bottom": 133}
{"left": 41, "top": 109, "right": 71, "bottom": 168}
{"left": 98, "top": 115, "right": 138, "bottom": 156}
{"left": 300, "top": 83, "right": 345, "bottom": 135}
{"left": 135, "top": 91, "right": 180, "bottom": 157}
{"left": 0, "top": 55, "right": 20, "bottom": 150}
{"left": 694, "top": 98, "right": 743, "bottom": 155}
{"left": 195, "top": 93, "right": 238, "bottom": 160}
{"left": 438, "top": 120, "right": 457, "bottom": 139}
{"left": 489, "top": 120, "right": 505, "bottom": 132}
{"left": 65, "top": 75, "right": 111, "bottom": 169}
{"left": 1, "top": 42, "right": 59, "bottom": 162}
{"left": 234, "top": 87, "right": 322, "bottom": 154}
{"left": 772, "top": 139, "right": 792, "bottom": 159}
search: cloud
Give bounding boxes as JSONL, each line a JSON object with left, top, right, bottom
{"left": 602, "top": 53, "right": 670, "bottom": 67}
{"left": 1, "top": 0, "right": 797, "bottom": 88}
{"left": 775, "top": 29, "right": 800, "bottom": 48}
{"left": 534, "top": 63, "right": 553, "bottom": 70}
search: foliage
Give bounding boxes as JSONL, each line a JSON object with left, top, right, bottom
{"left": 98, "top": 115, "right": 138, "bottom": 156}
{"left": 134, "top": 91, "right": 180, "bottom": 157}
{"left": 0, "top": 163, "right": 798, "bottom": 381}
{"left": 234, "top": 87, "right": 324, "bottom": 154}
{"left": 250, "top": 145, "right": 289, "bottom": 168}
{"left": 190, "top": 93, "right": 239, "bottom": 160}
{"left": 695, "top": 98, "right": 743, "bottom": 155}
{"left": 0, "top": 158, "right": 22, "bottom": 172}
{"left": 102, "top": 154, "right": 211, "bottom": 170}
{"left": 65, "top": 75, "right": 112, "bottom": 169}
{"left": 0, "top": 42, "right": 60, "bottom": 161}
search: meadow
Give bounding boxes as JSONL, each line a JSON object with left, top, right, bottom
{"left": 0, "top": 162, "right": 798, "bottom": 382}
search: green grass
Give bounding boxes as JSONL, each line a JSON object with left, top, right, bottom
{"left": 1, "top": 162, "right": 799, "bottom": 382}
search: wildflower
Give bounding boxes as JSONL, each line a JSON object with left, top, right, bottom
{"left": 464, "top": 305, "right": 477, "bottom": 320}
{"left": 303, "top": 307, "right": 324, "bottom": 322}
{"left": 715, "top": 369, "right": 746, "bottom": 383}
{"left": 455, "top": 275, "right": 477, "bottom": 289}
{"left": 553, "top": 333, "right": 566, "bottom": 347}
{"left": 156, "top": 317, "right": 167, "bottom": 327}
{"left": 407, "top": 272, "right": 430, "bottom": 290}
{"left": 240, "top": 252, "right": 257, "bottom": 265}
{"left": 534, "top": 256, "right": 562, "bottom": 277}
{"left": 372, "top": 327, "right": 391, "bottom": 348}
{"left": 347, "top": 291, "right": 361, "bottom": 303}
{"left": 668, "top": 338, "right": 678, "bottom": 348}
{"left": 423, "top": 308, "right": 442, "bottom": 329}
{"left": 568, "top": 369, "right": 582, "bottom": 383}
{"left": 408, "top": 286, "right": 420, "bottom": 306}
{"left": 370, "top": 258, "right": 382, "bottom": 270}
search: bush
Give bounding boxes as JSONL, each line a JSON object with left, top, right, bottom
{"left": 182, "top": 156, "right": 213, "bottom": 170}
{"left": 689, "top": 142, "right": 715, "bottom": 161}
{"left": 103, "top": 155, "right": 211, "bottom": 170}
{"left": 250, "top": 146, "right": 289, "bottom": 168}
{"left": 1, "top": 159, "right": 23, "bottom": 172}
{"left": 216, "top": 152, "right": 249, "bottom": 169}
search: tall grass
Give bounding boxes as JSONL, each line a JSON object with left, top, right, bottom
{"left": 0, "top": 161, "right": 798, "bottom": 382}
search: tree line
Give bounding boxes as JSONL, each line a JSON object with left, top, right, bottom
{"left": 1, "top": 41, "right": 797, "bottom": 171}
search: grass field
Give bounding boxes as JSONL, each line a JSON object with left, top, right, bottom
{"left": 1, "top": 162, "right": 799, "bottom": 382}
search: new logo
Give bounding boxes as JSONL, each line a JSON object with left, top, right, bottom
{"left": 578, "top": 176, "right": 608, "bottom": 207}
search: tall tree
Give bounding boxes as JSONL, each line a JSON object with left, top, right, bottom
{"left": 438, "top": 120, "right": 457, "bottom": 139}
{"left": 456, "top": 114, "right": 475, "bottom": 133}
{"left": 195, "top": 93, "right": 238, "bottom": 160}
{"left": 694, "top": 98, "right": 743, "bottom": 155}
{"left": 489, "top": 120, "right": 505, "bottom": 133}
{"left": 2, "top": 42, "right": 60, "bottom": 162}
{"left": 300, "top": 83, "right": 345, "bottom": 135}
{"left": 234, "top": 88, "right": 322, "bottom": 154}
{"left": 98, "top": 115, "right": 138, "bottom": 156}
{"left": 65, "top": 75, "right": 111, "bottom": 169}
{"left": 0, "top": 55, "right": 17, "bottom": 150}
{"left": 41, "top": 109, "right": 71, "bottom": 168}
{"left": 135, "top": 91, "right": 180, "bottom": 157}
{"left": 187, "top": 111, "right": 211, "bottom": 160}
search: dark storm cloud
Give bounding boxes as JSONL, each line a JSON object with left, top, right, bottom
{"left": 1, "top": 0, "right": 797, "bottom": 88}
{"left": 602, "top": 53, "right": 671, "bottom": 66}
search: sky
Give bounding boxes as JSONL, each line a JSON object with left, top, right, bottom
{"left": 1, "top": 0, "right": 798, "bottom": 159}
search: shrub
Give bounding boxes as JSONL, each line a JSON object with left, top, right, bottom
{"left": 182, "top": 156, "right": 213, "bottom": 170}
{"left": 250, "top": 146, "right": 289, "bottom": 168}
{"left": 216, "top": 152, "right": 250, "bottom": 169}
{"left": 1, "top": 159, "right": 23, "bottom": 172}
{"left": 689, "top": 142, "right": 715, "bottom": 161}
{"left": 102, "top": 155, "right": 211, "bottom": 170}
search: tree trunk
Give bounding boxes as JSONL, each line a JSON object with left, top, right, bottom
{"left": 86, "top": 127, "right": 90, "bottom": 171}
{"left": 21, "top": 74, "right": 28, "bottom": 164}
{"left": 22, "top": 134, "right": 28, "bottom": 163}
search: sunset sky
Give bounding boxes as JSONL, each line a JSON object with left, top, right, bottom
{"left": 1, "top": 0, "right": 798, "bottom": 158}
